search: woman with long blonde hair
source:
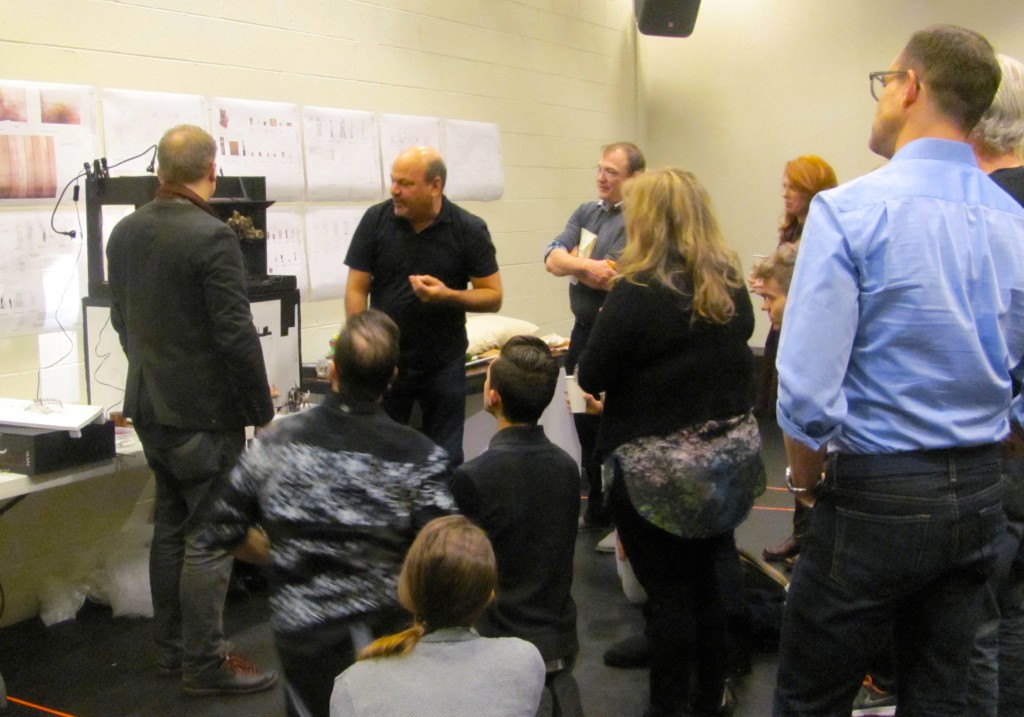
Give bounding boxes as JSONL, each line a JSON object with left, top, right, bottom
{"left": 579, "top": 168, "right": 764, "bottom": 717}
{"left": 330, "top": 515, "right": 544, "bottom": 717}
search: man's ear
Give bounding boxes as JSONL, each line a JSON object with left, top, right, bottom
{"left": 208, "top": 161, "right": 218, "bottom": 182}
{"left": 484, "top": 387, "right": 501, "bottom": 412}
{"left": 902, "top": 68, "right": 921, "bottom": 107}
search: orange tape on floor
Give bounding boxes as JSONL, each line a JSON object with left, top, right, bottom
{"left": 7, "top": 696, "right": 80, "bottom": 717}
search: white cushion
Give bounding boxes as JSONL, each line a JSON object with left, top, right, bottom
{"left": 465, "top": 314, "right": 539, "bottom": 355}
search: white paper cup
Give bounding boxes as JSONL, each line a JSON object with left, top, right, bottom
{"left": 565, "top": 374, "right": 587, "bottom": 413}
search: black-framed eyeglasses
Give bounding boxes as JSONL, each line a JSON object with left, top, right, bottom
{"left": 869, "top": 70, "right": 909, "bottom": 101}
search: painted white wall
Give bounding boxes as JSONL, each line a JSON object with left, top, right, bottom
{"left": 0, "top": 0, "right": 638, "bottom": 626}
{"left": 637, "top": 0, "right": 1024, "bottom": 342}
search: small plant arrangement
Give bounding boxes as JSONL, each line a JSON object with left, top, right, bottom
{"left": 226, "top": 210, "right": 265, "bottom": 241}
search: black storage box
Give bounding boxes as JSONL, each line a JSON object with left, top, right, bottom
{"left": 0, "top": 421, "right": 116, "bottom": 475}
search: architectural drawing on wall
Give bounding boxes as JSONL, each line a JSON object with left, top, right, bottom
{"left": 303, "top": 206, "right": 367, "bottom": 302}
{"left": 101, "top": 89, "right": 208, "bottom": 176}
{"left": 266, "top": 207, "right": 309, "bottom": 296}
{"left": 210, "top": 97, "right": 304, "bottom": 201}
{"left": 0, "top": 210, "right": 85, "bottom": 338}
{"left": 379, "top": 114, "right": 443, "bottom": 178}
{"left": 0, "top": 80, "right": 96, "bottom": 202}
{"left": 443, "top": 119, "right": 504, "bottom": 201}
{"left": 303, "top": 107, "right": 382, "bottom": 201}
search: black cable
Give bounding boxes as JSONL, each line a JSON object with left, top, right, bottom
{"left": 91, "top": 311, "right": 125, "bottom": 413}
{"left": 35, "top": 206, "right": 85, "bottom": 399}
{"left": 49, "top": 170, "right": 86, "bottom": 239}
{"left": 106, "top": 144, "right": 157, "bottom": 173}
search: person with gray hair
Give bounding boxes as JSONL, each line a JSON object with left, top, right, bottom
{"left": 968, "top": 53, "right": 1024, "bottom": 717}
{"left": 200, "top": 309, "right": 455, "bottom": 717}
{"left": 107, "top": 124, "right": 278, "bottom": 697}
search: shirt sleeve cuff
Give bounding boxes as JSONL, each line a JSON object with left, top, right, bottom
{"left": 544, "top": 240, "right": 568, "bottom": 262}
{"left": 775, "top": 406, "right": 836, "bottom": 451}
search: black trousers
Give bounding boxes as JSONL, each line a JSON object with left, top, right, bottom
{"left": 610, "top": 472, "right": 729, "bottom": 714}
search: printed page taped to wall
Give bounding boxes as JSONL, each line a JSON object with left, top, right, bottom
{"left": 304, "top": 206, "right": 367, "bottom": 301}
{"left": 303, "top": 107, "right": 382, "bottom": 201}
{"left": 443, "top": 119, "right": 504, "bottom": 201}
{"left": 0, "top": 80, "right": 97, "bottom": 204}
{"left": 379, "top": 114, "right": 443, "bottom": 178}
{"left": 101, "top": 89, "right": 207, "bottom": 176}
{"left": 0, "top": 209, "right": 85, "bottom": 337}
{"left": 266, "top": 207, "right": 309, "bottom": 295}
{"left": 209, "top": 97, "right": 305, "bottom": 201}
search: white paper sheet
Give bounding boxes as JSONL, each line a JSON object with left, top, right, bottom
{"left": 101, "top": 89, "right": 207, "bottom": 176}
{"left": 379, "top": 114, "right": 443, "bottom": 178}
{"left": 209, "top": 98, "right": 305, "bottom": 201}
{"left": 0, "top": 80, "right": 97, "bottom": 203}
{"left": 0, "top": 396, "right": 102, "bottom": 433}
{"left": 303, "top": 206, "right": 367, "bottom": 301}
{"left": 303, "top": 108, "right": 382, "bottom": 201}
{"left": 266, "top": 207, "right": 309, "bottom": 296}
{"left": 0, "top": 210, "right": 86, "bottom": 337}
{"left": 442, "top": 119, "right": 504, "bottom": 201}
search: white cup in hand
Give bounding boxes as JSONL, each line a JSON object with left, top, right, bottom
{"left": 565, "top": 375, "right": 587, "bottom": 413}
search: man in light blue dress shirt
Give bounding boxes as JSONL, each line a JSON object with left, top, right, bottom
{"left": 772, "top": 25, "right": 1024, "bottom": 717}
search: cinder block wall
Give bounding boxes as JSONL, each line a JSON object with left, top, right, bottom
{"left": 0, "top": 0, "right": 639, "bottom": 626}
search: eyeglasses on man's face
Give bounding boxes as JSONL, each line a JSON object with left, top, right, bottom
{"left": 596, "top": 166, "right": 621, "bottom": 179}
{"left": 869, "top": 70, "right": 909, "bottom": 101}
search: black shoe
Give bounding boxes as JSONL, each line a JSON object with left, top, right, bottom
{"left": 762, "top": 535, "right": 800, "bottom": 562}
{"left": 604, "top": 632, "right": 653, "bottom": 669}
{"left": 183, "top": 654, "right": 278, "bottom": 696}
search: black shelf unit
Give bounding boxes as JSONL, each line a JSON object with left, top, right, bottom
{"left": 84, "top": 174, "right": 275, "bottom": 298}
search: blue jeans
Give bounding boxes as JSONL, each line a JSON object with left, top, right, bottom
{"left": 383, "top": 357, "right": 466, "bottom": 467}
{"left": 773, "top": 445, "right": 1004, "bottom": 717}
{"left": 137, "top": 425, "right": 244, "bottom": 679}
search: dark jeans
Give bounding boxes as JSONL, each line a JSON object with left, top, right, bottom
{"left": 566, "top": 322, "right": 606, "bottom": 523}
{"left": 610, "top": 471, "right": 730, "bottom": 715}
{"left": 136, "top": 425, "right": 245, "bottom": 679}
{"left": 383, "top": 356, "right": 466, "bottom": 467}
{"left": 773, "top": 445, "right": 1004, "bottom": 717}
{"left": 968, "top": 447, "right": 1024, "bottom": 717}
{"left": 968, "top": 517, "right": 1024, "bottom": 717}
{"left": 276, "top": 607, "right": 407, "bottom": 717}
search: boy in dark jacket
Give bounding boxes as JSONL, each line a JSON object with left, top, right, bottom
{"left": 451, "top": 336, "right": 583, "bottom": 717}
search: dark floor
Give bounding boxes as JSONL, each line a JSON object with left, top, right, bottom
{"left": 0, "top": 419, "right": 792, "bottom": 717}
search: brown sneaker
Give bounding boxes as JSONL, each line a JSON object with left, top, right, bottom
{"left": 183, "top": 654, "right": 278, "bottom": 696}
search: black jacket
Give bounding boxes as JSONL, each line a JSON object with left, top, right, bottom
{"left": 451, "top": 425, "right": 580, "bottom": 661}
{"left": 107, "top": 193, "right": 274, "bottom": 430}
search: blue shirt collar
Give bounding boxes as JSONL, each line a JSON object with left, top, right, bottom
{"left": 890, "top": 138, "right": 978, "bottom": 168}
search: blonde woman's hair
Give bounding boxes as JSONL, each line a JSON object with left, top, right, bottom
{"left": 616, "top": 168, "right": 742, "bottom": 325}
{"left": 357, "top": 515, "right": 497, "bottom": 660}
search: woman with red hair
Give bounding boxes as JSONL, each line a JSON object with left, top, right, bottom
{"left": 755, "top": 155, "right": 836, "bottom": 565}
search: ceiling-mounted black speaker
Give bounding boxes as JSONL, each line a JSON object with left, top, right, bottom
{"left": 634, "top": 0, "right": 701, "bottom": 37}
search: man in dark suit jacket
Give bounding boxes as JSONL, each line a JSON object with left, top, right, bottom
{"left": 107, "top": 124, "right": 277, "bottom": 696}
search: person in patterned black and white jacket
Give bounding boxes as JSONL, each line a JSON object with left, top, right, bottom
{"left": 199, "top": 309, "right": 454, "bottom": 717}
